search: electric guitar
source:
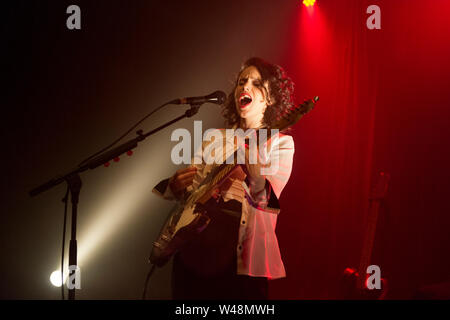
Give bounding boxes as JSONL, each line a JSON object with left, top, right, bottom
{"left": 150, "top": 96, "right": 319, "bottom": 267}
{"left": 340, "top": 171, "right": 390, "bottom": 299}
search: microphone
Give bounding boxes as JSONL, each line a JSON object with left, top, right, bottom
{"left": 171, "top": 90, "right": 227, "bottom": 106}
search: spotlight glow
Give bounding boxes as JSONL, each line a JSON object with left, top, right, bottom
{"left": 51, "top": 153, "right": 163, "bottom": 277}
{"left": 50, "top": 270, "right": 66, "bottom": 287}
{"left": 50, "top": 129, "right": 177, "bottom": 288}
{"left": 303, "top": 0, "right": 316, "bottom": 7}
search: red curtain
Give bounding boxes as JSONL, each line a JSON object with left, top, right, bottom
{"left": 272, "top": 0, "right": 450, "bottom": 299}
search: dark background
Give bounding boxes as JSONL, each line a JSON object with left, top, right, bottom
{"left": 1, "top": 0, "right": 450, "bottom": 299}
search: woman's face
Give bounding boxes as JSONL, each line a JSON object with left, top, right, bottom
{"left": 234, "top": 66, "right": 270, "bottom": 127}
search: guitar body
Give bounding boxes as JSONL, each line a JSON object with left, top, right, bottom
{"left": 150, "top": 203, "right": 210, "bottom": 267}
{"left": 150, "top": 165, "right": 246, "bottom": 267}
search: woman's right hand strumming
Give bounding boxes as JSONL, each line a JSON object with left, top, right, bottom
{"left": 169, "top": 167, "right": 197, "bottom": 199}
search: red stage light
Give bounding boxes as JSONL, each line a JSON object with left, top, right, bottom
{"left": 303, "top": 0, "right": 316, "bottom": 7}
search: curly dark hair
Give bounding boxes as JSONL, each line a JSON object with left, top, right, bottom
{"left": 221, "top": 57, "right": 295, "bottom": 129}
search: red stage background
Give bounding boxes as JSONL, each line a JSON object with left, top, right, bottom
{"left": 273, "top": 0, "right": 450, "bottom": 299}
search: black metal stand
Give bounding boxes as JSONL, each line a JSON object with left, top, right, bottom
{"left": 66, "top": 173, "right": 81, "bottom": 300}
{"left": 29, "top": 103, "right": 201, "bottom": 300}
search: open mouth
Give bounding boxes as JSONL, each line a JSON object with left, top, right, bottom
{"left": 239, "top": 93, "right": 252, "bottom": 108}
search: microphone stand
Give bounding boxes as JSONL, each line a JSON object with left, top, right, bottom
{"left": 29, "top": 103, "right": 201, "bottom": 300}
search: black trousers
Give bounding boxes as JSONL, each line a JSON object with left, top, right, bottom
{"left": 172, "top": 199, "right": 268, "bottom": 300}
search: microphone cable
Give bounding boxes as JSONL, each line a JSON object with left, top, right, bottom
{"left": 141, "top": 264, "right": 157, "bottom": 300}
{"left": 77, "top": 101, "right": 173, "bottom": 167}
{"left": 60, "top": 186, "right": 70, "bottom": 300}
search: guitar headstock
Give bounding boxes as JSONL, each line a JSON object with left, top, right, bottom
{"left": 370, "top": 171, "right": 391, "bottom": 201}
{"left": 272, "top": 96, "right": 319, "bottom": 131}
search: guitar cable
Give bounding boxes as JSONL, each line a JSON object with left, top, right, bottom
{"left": 141, "top": 264, "right": 157, "bottom": 300}
{"left": 60, "top": 186, "right": 70, "bottom": 300}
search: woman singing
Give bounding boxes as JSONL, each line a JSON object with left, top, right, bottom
{"left": 153, "top": 57, "right": 296, "bottom": 299}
